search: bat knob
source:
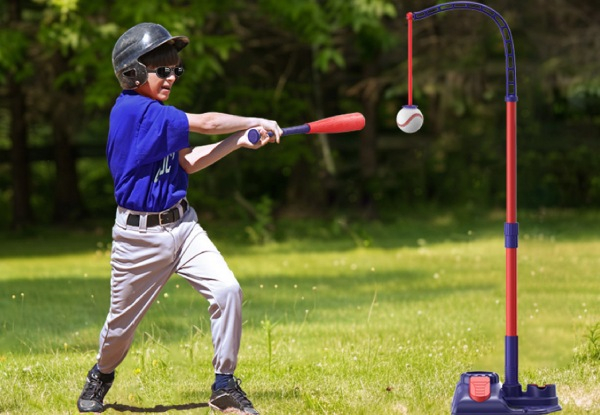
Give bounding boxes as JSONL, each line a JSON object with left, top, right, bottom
{"left": 247, "top": 129, "right": 260, "bottom": 144}
{"left": 247, "top": 129, "right": 275, "bottom": 144}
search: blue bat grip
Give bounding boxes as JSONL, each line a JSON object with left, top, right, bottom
{"left": 247, "top": 124, "right": 310, "bottom": 144}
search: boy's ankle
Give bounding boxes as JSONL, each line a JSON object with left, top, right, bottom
{"left": 213, "top": 373, "right": 234, "bottom": 391}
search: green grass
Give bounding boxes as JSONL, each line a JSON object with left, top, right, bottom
{"left": 0, "top": 209, "right": 599, "bottom": 414}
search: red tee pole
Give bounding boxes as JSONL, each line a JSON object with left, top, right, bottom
{"left": 407, "top": 12, "right": 413, "bottom": 106}
{"left": 506, "top": 101, "right": 517, "bottom": 337}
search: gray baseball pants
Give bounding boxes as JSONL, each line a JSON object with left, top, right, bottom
{"left": 95, "top": 204, "right": 242, "bottom": 375}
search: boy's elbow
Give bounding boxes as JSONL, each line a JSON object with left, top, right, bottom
{"left": 180, "top": 158, "right": 197, "bottom": 174}
{"left": 178, "top": 150, "right": 194, "bottom": 174}
{"left": 200, "top": 119, "right": 220, "bottom": 132}
{"left": 180, "top": 163, "right": 193, "bottom": 174}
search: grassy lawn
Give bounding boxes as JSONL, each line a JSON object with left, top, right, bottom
{"left": 0, "top": 209, "right": 599, "bottom": 414}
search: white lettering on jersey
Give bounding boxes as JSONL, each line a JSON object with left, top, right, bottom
{"left": 154, "top": 153, "right": 176, "bottom": 183}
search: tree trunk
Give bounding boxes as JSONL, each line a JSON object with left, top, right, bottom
{"left": 8, "top": 0, "right": 33, "bottom": 230}
{"left": 9, "top": 79, "right": 33, "bottom": 230}
{"left": 358, "top": 63, "right": 380, "bottom": 220}
{"left": 311, "top": 46, "right": 338, "bottom": 208}
{"left": 52, "top": 91, "right": 86, "bottom": 222}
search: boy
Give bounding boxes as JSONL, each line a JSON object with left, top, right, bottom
{"left": 77, "top": 22, "right": 281, "bottom": 415}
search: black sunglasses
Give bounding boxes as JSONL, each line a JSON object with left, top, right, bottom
{"left": 148, "top": 66, "right": 184, "bottom": 79}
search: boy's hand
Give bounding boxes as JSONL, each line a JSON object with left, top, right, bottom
{"left": 239, "top": 119, "right": 282, "bottom": 148}
{"left": 256, "top": 119, "right": 282, "bottom": 144}
{"left": 238, "top": 128, "right": 272, "bottom": 149}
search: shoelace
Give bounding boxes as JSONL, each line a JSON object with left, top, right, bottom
{"left": 226, "top": 378, "right": 253, "bottom": 407}
{"left": 81, "top": 375, "right": 107, "bottom": 400}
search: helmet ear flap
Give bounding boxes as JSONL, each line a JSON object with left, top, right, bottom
{"left": 117, "top": 61, "right": 148, "bottom": 89}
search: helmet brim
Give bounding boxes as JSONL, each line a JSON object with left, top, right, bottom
{"left": 165, "top": 36, "right": 189, "bottom": 52}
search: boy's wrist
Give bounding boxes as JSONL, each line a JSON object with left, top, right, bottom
{"left": 246, "top": 117, "right": 261, "bottom": 129}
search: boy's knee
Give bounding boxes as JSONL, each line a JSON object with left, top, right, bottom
{"left": 220, "top": 280, "right": 242, "bottom": 303}
{"left": 208, "top": 279, "right": 242, "bottom": 318}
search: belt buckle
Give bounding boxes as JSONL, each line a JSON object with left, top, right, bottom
{"left": 158, "top": 210, "right": 171, "bottom": 226}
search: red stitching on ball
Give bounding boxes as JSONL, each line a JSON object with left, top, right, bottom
{"left": 398, "top": 113, "right": 423, "bottom": 127}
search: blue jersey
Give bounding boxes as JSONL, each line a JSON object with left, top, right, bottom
{"left": 107, "top": 90, "right": 190, "bottom": 212}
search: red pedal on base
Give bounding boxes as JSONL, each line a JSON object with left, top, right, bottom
{"left": 469, "top": 375, "right": 491, "bottom": 402}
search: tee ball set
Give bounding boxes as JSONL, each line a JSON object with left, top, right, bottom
{"left": 401, "top": 2, "right": 561, "bottom": 414}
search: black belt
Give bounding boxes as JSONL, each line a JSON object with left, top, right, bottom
{"left": 126, "top": 200, "right": 188, "bottom": 227}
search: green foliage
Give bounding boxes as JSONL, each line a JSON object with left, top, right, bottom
{"left": 0, "top": 29, "right": 34, "bottom": 84}
{"left": 585, "top": 323, "right": 600, "bottom": 360}
{"left": 575, "top": 322, "right": 600, "bottom": 363}
{"left": 260, "top": 316, "right": 276, "bottom": 372}
{"left": 244, "top": 195, "right": 275, "bottom": 245}
{"left": 258, "top": 0, "right": 395, "bottom": 71}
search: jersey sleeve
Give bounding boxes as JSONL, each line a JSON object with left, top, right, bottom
{"left": 135, "top": 102, "right": 190, "bottom": 164}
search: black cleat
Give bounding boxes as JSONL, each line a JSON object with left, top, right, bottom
{"left": 77, "top": 365, "right": 114, "bottom": 413}
{"left": 209, "top": 377, "right": 259, "bottom": 415}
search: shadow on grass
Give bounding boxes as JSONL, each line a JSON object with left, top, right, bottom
{"left": 104, "top": 401, "right": 208, "bottom": 413}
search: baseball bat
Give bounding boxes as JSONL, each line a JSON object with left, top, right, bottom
{"left": 247, "top": 112, "right": 365, "bottom": 144}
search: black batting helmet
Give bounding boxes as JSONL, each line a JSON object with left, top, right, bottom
{"left": 112, "top": 23, "right": 189, "bottom": 90}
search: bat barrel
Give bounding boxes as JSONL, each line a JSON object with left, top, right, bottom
{"left": 307, "top": 112, "right": 365, "bottom": 134}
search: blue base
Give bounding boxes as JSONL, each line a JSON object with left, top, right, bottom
{"left": 451, "top": 372, "right": 561, "bottom": 414}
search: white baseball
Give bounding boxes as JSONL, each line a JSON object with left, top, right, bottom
{"left": 396, "top": 105, "right": 424, "bottom": 133}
